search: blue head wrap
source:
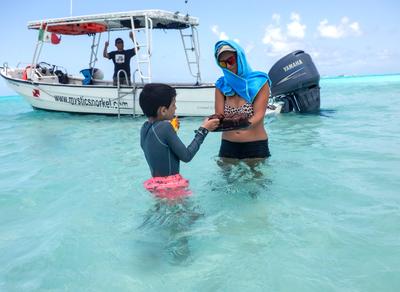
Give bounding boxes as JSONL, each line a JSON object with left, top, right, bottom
{"left": 214, "top": 40, "right": 270, "bottom": 103}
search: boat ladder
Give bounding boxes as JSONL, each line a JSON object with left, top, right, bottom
{"left": 180, "top": 26, "right": 201, "bottom": 84}
{"left": 114, "top": 69, "right": 141, "bottom": 119}
{"left": 130, "top": 15, "right": 152, "bottom": 84}
{"left": 115, "top": 69, "right": 133, "bottom": 118}
{"left": 88, "top": 33, "right": 101, "bottom": 70}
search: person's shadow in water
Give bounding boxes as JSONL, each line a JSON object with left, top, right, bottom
{"left": 137, "top": 195, "right": 204, "bottom": 265}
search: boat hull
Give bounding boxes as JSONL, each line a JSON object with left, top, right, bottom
{"left": 1, "top": 70, "right": 281, "bottom": 117}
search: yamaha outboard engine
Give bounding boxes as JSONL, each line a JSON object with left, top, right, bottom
{"left": 268, "top": 50, "right": 320, "bottom": 113}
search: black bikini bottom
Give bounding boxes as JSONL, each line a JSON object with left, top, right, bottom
{"left": 219, "top": 139, "right": 271, "bottom": 159}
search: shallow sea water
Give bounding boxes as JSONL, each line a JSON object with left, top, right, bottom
{"left": 0, "top": 75, "right": 399, "bottom": 291}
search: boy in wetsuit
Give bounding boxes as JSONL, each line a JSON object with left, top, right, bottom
{"left": 139, "top": 83, "right": 219, "bottom": 178}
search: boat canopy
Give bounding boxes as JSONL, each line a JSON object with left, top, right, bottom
{"left": 27, "top": 10, "right": 199, "bottom": 35}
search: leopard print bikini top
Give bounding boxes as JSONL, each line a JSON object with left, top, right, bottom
{"left": 224, "top": 102, "right": 254, "bottom": 118}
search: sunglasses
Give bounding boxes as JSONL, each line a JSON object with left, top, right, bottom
{"left": 218, "top": 55, "right": 236, "bottom": 68}
{"left": 116, "top": 41, "right": 123, "bottom": 44}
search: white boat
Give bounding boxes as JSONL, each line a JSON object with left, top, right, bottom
{"left": 0, "top": 10, "right": 281, "bottom": 117}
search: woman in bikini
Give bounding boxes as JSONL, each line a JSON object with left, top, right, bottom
{"left": 214, "top": 40, "right": 271, "bottom": 161}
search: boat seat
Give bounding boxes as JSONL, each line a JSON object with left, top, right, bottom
{"left": 34, "top": 75, "right": 59, "bottom": 84}
{"left": 91, "top": 79, "right": 112, "bottom": 85}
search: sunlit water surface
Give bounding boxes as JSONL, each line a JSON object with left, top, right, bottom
{"left": 1, "top": 75, "right": 399, "bottom": 291}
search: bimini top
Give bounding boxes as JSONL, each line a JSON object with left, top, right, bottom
{"left": 27, "top": 10, "right": 199, "bottom": 35}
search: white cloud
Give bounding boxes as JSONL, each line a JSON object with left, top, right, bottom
{"left": 220, "top": 32, "right": 229, "bottom": 40}
{"left": 262, "top": 26, "right": 289, "bottom": 51}
{"left": 210, "top": 25, "right": 241, "bottom": 45}
{"left": 287, "top": 13, "right": 306, "bottom": 39}
{"left": 211, "top": 25, "right": 230, "bottom": 40}
{"left": 310, "top": 51, "right": 320, "bottom": 60}
{"left": 262, "top": 12, "right": 306, "bottom": 56}
{"left": 318, "top": 20, "right": 343, "bottom": 38}
{"left": 349, "top": 22, "right": 362, "bottom": 36}
{"left": 271, "top": 13, "right": 281, "bottom": 24}
{"left": 244, "top": 43, "right": 255, "bottom": 54}
{"left": 318, "top": 17, "right": 362, "bottom": 39}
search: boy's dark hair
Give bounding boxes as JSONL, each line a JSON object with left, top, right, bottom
{"left": 139, "top": 83, "right": 176, "bottom": 117}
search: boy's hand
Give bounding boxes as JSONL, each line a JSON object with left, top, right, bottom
{"left": 201, "top": 118, "right": 220, "bottom": 131}
{"left": 105, "top": 41, "right": 109, "bottom": 47}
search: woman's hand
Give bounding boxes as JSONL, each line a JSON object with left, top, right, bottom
{"left": 201, "top": 118, "right": 220, "bottom": 131}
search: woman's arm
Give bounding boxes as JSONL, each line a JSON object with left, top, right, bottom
{"left": 248, "top": 83, "right": 270, "bottom": 128}
{"left": 215, "top": 88, "right": 225, "bottom": 114}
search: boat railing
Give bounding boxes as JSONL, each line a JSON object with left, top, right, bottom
{"left": 2, "top": 62, "right": 8, "bottom": 75}
{"left": 131, "top": 69, "right": 140, "bottom": 118}
{"left": 16, "top": 62, "right": 31, "bottom": 69}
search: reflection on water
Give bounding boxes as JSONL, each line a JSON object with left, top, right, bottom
{"left": 138, "top": 196, "right": 203, "bottom": 265}
{"left": 214, "top": 158, "right": 272, "bottom": 198}
{"left": 136, "top": 158, "right": 273, "bottom": 267}
{"left": 318, "top": 109, "right": 337, "bottom": 117}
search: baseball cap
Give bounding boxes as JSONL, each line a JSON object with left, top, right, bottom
{"left": 216, "top": 45, "right": 236, "bottom": 58}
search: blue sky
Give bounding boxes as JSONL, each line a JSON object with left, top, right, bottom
{"left": 1, "top": 0, "right": 399, "bottom": 95}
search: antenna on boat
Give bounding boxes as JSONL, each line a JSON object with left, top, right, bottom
{"left": 184, "top": 0, "right": 189, "bottom": 16}
{"left": 70, "top": 0, "right": 73, "bottom": 16}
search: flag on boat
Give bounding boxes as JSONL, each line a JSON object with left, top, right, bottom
{"left": 38, "top": 28, "right": 61, "bottom": 44}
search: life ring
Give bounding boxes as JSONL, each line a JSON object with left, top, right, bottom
{"left": 46, "top": 23, "right": 107, "bottom": 35}
{"left": 143, "top": 174, "right": 191, "bottom": 199}
{"left": 22, "top": 65, "right": 31, "bottom": 80}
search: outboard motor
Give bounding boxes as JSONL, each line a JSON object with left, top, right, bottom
{"left": 268, "top": 50, "right": 320, "bottom": 113}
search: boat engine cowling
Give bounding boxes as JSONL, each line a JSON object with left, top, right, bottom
{"left": 268, "top": 50, "right": 320, "bottom": 113}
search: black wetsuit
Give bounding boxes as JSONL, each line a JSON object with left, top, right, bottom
{"left": 140, "top": 120, "right": 207, "bottom": 177}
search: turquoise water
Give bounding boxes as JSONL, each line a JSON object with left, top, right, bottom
{"left": 1, "top": 75, "right": 400, "bottom": 291}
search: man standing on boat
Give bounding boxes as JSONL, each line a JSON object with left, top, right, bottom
{"left": 103, "top": 31, "right": 138, "bottom": 86}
